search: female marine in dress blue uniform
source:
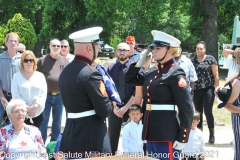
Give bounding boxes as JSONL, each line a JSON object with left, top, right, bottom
{"left": 125, "top": 30, "right": 193, "bottom": 160}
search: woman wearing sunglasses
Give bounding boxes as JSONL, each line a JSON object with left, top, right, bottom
{"left": 11, "top": 50, "right": 47, "bottom": 128}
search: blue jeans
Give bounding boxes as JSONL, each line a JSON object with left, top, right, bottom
{"left": 40, "top": 93, "right": 63, "bottom": 143}
{"left": 146, "top": 141, "right": 181, "bottom": 160}
{"left": 0, "top": 93, "right": 12, "bottom": 127}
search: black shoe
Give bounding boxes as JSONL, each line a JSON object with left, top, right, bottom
{"left": 209, "top": 128, "right": 215, "bottom": 144}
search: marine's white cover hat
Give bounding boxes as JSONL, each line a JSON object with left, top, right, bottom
{"left": 149, "top": 30, "right": 181, "bottom": 48}
{"left": 69, "top": 27, "right": 104, "bottom": 44}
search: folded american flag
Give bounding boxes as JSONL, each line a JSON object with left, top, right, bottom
{"left": 96, "top": 64, "right": 122, "bottom": 104}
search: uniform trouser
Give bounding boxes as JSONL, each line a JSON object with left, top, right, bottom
{"left": 146, "top": 141, "right": 181, "bottom": 160}
{"left": 108, "top": 110, "right": 128, "bottom": 155}
{"left": 193, "top": 86, "right": 215, "bottom": 129}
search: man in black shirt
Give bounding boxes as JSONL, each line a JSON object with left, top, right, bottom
{"left": 107, "top": 42, "right": 135, "bottom": 155}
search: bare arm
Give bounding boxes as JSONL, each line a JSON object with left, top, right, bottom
{"left": 0, "top": 87, "right": 4, "bottom": 98}
{"left": 190, "top": 82, "right": 195, "bottom": 91}
{"left": 223, "top": 49, "right": 234, "bottom": 58}
{"left": 133, "top": 86, "right": 143, "bottom": 106}
{"left": 211, "top": 64, "right": 219, "bottom": 87}
{"left": 225, "top": 79, "right": 240, "bottom": 113}
{"left": 118, "top": 96, "right": 134, "bottom": 117}
{"left": 0, "top": 87, "right": 8, "bottom": 110}
{"left": 224, "top": 72, "right": 239, "bottom": 86}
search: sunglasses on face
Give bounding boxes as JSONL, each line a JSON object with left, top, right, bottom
{"left": 61, "top": 45, "right": 68, "bottom": 48}
{"left": 23, "top": 59, "right": 34, "bottom": 63}
{"left": 52, "top": 45, "right": 60, "bottom": 48}
{"left": 17, "top": 51, "right": 24, "bottom": 54}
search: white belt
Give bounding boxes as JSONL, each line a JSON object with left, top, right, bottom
{"left": 68, "top": 110, "right": 96, "bottom": 118}
{"left": 146, "top": 104, "right": 177, "bottom": 111}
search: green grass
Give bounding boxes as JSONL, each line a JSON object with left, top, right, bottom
{"left": 207, "top": 80, "right": 232, "bottom": 125}
{"left": 212, "top": 105, "right": 232, "bottom": 125}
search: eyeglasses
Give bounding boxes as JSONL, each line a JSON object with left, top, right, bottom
{"left": 52, "top": 45, "right": 60, "bottom": 48}
{"left": 23, "top": 59, "right": 34, "bottom": 63}
{"left": 61, "top": 45, "right": 68, "bottom": 48}
{"left": 17, "top": 51, "right": 24, "bottom": 54}
{"left": 126, "top": 42, "right": 134, "bottom": 45}
{"left": 117, "top": 49, "right": 129, "bottom": 53}
{"left": 12, "top": 109, "right": 27, "bottom": 114}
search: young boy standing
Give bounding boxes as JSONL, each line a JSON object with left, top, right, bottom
{"left": 122, "top": 104, "right": 143, "bottom": 153}
{"left": 182, "top": 111, "right": 205, "bottom": 160}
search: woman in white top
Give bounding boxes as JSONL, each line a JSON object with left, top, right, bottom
{"left": 223, "top": 47, "right": 238, "bottom": 80}
{"left": 0, "top": 99, "right": 47, "bottom": 159}
{"left": 11, "top": 50, "right": 47, "bottom": 128}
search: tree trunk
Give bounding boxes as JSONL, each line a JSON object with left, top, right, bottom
{"left": 33, "top": 8, "right": 43, "bottom": 57}
{"left": 202, "top": 0, "right": 218, "bottom": 61}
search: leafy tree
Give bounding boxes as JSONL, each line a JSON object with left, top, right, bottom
{"left": 84, "top": 0, "right": 191, "bottom": 50}
{"left": 4, "top": 13, "right": 37, "bottom": 49}
{"left": 217, "top": 0, "right": 240, "bottom": 44}
{"left": 0, "top": 26, "right": 4, "bottom": 45}
{"left": 40, "top": 0, "right": 88, "bottom": 54}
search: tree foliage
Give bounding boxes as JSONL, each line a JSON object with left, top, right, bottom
{"left": 0, "top": 26, "right": 4, "bottom": 45}
{"left": 0, "top": 0, "right": 240, "bottom": 57}
{"left": 4, "top": 13, "right": 37, "bottom": 49}
{"left": 40, "top": 0, "right": 88, "bottom": 47}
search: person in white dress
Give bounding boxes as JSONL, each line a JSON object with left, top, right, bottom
{"left": 11, "top": 50, "right": 47, "bottom": 128}
{"left": 0, "top": 99, "right": 47, "bottom": 159}
{"left": 122, "top": 104, "right": 144, "bottom": 153}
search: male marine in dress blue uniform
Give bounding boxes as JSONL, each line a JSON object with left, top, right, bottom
{"left": 125, "top": 30, "right": 193, "bottom": 160}
{"left": 58, "top": 27, "right": 112, "bottom": 159}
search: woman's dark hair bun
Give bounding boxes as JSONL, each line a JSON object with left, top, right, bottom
{"left": 198, "top": 41, "right": 206, "bottom": 45}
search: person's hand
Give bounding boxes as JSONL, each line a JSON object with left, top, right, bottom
{"left": 142, "top": 58, "right": 152, "bottom": 70}
{"left": 136, "top": 49, "right": 151, "bottom": 67}
{"left": 214, "top": 85, "right": 224, "bottom": 99}
{"left": 113, "top": 106, "right": 121, "bottom": 117}
{"left": 117, "top": 106, "right": 128, "bottom": 118}
{"left": 172, "top": 141, "right": 186, "bottom": 150}
{"left": 214, "top": 85, "right": 224, "bottom": 94}
{"left": 0, "top": 97, "right": 8, "bottom": 110}
{"left": 27, "top": 104, "right": 38, "bottom": 118}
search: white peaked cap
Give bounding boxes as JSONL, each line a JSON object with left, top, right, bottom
{"left": 150, "top": 30, "right": 181, "bottom": 48}
{"left": 69, "top": 27, "right": 104, "bottom": 44}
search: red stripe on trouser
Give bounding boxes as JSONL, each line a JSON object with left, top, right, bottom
{"left": 168, "top": 141, "right": 173, "bottom": 160}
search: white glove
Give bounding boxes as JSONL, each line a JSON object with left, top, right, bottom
{"left": 172, "top": 141, "right": 186, "bottom": 150}
{"left": 135, "top": 48, "right": 152, "bottom": 67}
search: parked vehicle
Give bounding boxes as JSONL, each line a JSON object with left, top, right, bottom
{"left": 134, "top": 43, "right": 148, "bottom": 52}
{"left": 98, "top": 44, "right": 115, "bottom": 59}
